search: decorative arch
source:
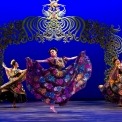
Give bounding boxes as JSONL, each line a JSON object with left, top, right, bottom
{"left": 0, "top": 0, "right": 122, "bottom": 85}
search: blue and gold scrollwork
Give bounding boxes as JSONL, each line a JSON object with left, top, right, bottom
{"left": 22, "top": 0, "right": 85, "bottom": 42}
{"left": 23, "top": 16, "right": 85, "bottom": 42}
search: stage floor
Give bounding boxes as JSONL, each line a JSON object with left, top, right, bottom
{"left": 0, "top": 101, "right": 122, "bottom": 122}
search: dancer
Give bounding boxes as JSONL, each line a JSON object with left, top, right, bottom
{"left": 26, "top": 47, "right": 92, "bottom": 113}
{"left": 99, "top": 58, "right": 122, "bottom": 106}
{"left": 0, "top": 59, "right": 27, "bottom": 108}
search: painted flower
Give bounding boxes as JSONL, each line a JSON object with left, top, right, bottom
{"left": 56, "top": 79, "right": 64, "bottom": 85}
{"left": 56, "top": 97, "right": 62, "bottom": 102}
{"left": 44, "top": 83, "right": 53, "bottom": 90}
{"left": 78, "top": 65, "right": 85, "bottom": 73}
{"left": 46, "top": 74, "right": 55, "bottom": 82}
{"left": 54, "top": 86, "right": 62, "bottom": 92}
{"left": 38, "top": 88, "right": 46, "bottom": 95}
{"left": 39, "top": 77, "right": 45, "bottom": 83}
{"left": 45, "top": 92, "right": 55, "bottom": 99}
{"left": 64, "top": 75, "right": 71, "bottom": 83}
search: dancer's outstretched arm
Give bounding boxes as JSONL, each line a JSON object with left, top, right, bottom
{"left": 2, "top": 62, "right": 11, "bottom": 71}
{"left": 19, "top": 69, "right": 27, "bottom": 73}
{"left": 36, "top": 59, "right": 48, "bottom": 63}
{"left": 64, "top": 56, "right": 77, "bottom": 61}
{"left": 2, "top": 62, "right": 11, "bottom": 79}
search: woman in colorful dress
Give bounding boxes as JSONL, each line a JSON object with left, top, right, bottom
{"left": 26, "top": 47, "right": 92, "bottom": 113}
{"left": 0, "top": 59, "right": 27, "bottom": 108}
{"left": 99, "top": 58, "right": 122, "bottom": 106}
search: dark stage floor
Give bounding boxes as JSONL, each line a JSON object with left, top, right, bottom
{"left": 0, "top": 101, "right": 122, "bottom": 122}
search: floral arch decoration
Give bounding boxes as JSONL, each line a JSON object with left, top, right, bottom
{"left": 0, "top": 0, "right": 122, "bottom": 85}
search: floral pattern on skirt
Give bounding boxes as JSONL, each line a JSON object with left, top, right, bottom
{"left": 26, "top": 51, "right": 92, "bottom": 105}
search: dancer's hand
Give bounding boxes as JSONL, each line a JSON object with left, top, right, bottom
{"left": 2, "top": 62, "right": 6, "bottom": 68}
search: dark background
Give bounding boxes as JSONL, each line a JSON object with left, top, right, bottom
{"left": 0, "top": 0, "right": 122, "bottom": 100}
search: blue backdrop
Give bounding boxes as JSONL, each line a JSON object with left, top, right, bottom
{"left": 0, "top": 0, "right": 122, "bottom": 100}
